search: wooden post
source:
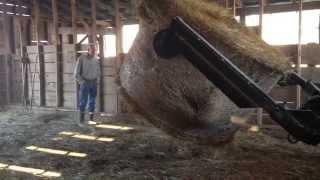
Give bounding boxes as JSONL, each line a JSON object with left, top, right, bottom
{"left": 18, "top": 17, "right": 30, "bottom": 106}
{"left": 319, "top": 14, "right": 320, "bottom": 44}
{"left": 33, "top": 0, "right": 46, "bottom": 106}
{"left": 232, "top": 0, "right": 236, "bottom": 17}
{"left": 52, "top": 0, "right": 60, "bottom": 45}
{"left": 239, "top": 5, "right": 246, "bottom": 25}
{"left": 90, "top": 0, "right": 101, "bottom": 112}
{"left": 91, "top": 0, "right": 97, "bottom": 44}
{"left": 32, "top": 0, "right": 39, "bottom": 46}
{"left": 98, "top": 34, "right": 104, "bottom": 112}
{"left": 115, "top": 0, "right": 123, "bottom": 65}
{"left": 71, "top": 0, "right": 79, "bottom": 109}
{"left": 71, "top": 0, "right": 77, "bottom": 45}
{"left": 256, "top": 0, "right": 264, "bottom": 127}
{"left": 52, "top": 0, "right": 63, "bottom": 107}
{"left": 115, "top": 0, "right": 123, "bottom": 113}
{"left": 296, "top": 0, "right": 303, "bottom": 108}
{"left": 258, "top": 0, "right": 264, "bottom": 37}
{"left": 5, "top": 55, "right": 11, "bottom": 104}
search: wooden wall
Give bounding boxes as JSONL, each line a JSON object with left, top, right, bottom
{"left": 26, "top": 44, "right": 119, "bottom": 114}
{"left": 62, "top": 44, "right": 77, "bottom": 109}
{"left": 0, "top": 54, "right": 22, "bottom": 106}
{"left": 0, "top": 55, "right": 7, "bottom": 106}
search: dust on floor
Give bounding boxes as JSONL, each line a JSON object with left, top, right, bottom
{"left": 0, "top": 109, "right": 319, "bottom": 180}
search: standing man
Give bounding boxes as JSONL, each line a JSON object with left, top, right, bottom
{"left": 74, "top": 45, "right": 101, "bottom": 126}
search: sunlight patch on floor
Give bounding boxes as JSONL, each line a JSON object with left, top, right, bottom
{"left": 0, "top": 163, "right": 61, "bottom": 178}
{"left": 249, "top": 125, "right": 260, "bottom": 132}
{"left": 95, "top": 124, "right": 134, "bottom": 131}
{"left": 59, "top": 131, "right": 115, "bottom": 142}
{"left": 88, "top": 121, "right": 134, "bottom": 131}
{"left": 25, "top": 145, "right": 87, "bottom": 158}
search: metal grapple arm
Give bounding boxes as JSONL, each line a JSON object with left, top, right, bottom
{"left": 153, "top": 16, "right": 320, "bottom": 145}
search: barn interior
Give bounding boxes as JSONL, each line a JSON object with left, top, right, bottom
{"left": 0, "top": 0, "right": 320, "bottom": 179}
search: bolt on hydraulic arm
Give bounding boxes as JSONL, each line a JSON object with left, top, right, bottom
{"left": 153, "top": 16, "right": 320, "bottom": 145}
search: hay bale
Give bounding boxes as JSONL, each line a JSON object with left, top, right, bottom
{"left": 120, "top": 0, "right": 290, "bottom": 145}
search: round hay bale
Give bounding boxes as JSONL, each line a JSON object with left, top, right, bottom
{"left": 120, "top": 0, "right": 290, "bottom": 145}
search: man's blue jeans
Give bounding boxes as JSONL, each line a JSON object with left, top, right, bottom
{"left": 79, "top": 81, "right": 97, "bottom": 113}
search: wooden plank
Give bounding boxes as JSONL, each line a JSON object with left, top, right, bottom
{"left": 63, "top": 83, "right": 76, "bottom": 92}
{"left": 5, "top": 55, "right": 11, "bottom": 104}
{"left": 236, "top": 1, "right": 320, "bottom": 16}
{"left": 302, "top": 44, "right": 320, "bottom": 65}
{"left": 302, "top": 68, "right": 320, "bottom": 81}
{"left": 63, "top": 73, "right": 75, "bottom": 83}
{"left": 91, "top": 0, "right": 97, "bottom": 44}
{"left": 51, "top": 0, "right": 60, "bottom": 46}
{"left": 296, "top": 0, "right": 303, "bottom": 108}
{"left": 71, "top": 0, "right": 77, "bottom": 45}
{"left": 63, "top": 92, "right": 77, "bottom": 108}
{"left": 103, "top": 58, "right": 117, "bottom": 67}
{"left": 45, "top": 81, "right": 57, "bottom": 91}
{"left": 103, "top": 94, "right": 118, "bottom": 114}
{"left": 38, "top": 46, "right": 46, "bottom": 106}
{"left": 71, "top": 0, "right": 79, "bottom": 109}
{"left": 51, "top": 0, "right": 63, "bottom": 107}
{"left": 44, "top": 63, "right": 57, "bottom": 73}
{"left": 98, "top": 34, "right": 104, "bottom": 112}
{"left": 103, "top": 77, "right": 117, "bottom": 94}
{"left": 115, "top": 0, "right": 123, "bottom": 68}
{"left": 239, "top": 7, "right": 246, "bottom": 25}
{"left": 26, "top": 46, "right": 39, "bottom": 53}
{"left": 270, "top": 86, "right": 297, "bottom": 104}
{"left": 43, "top": 45, "right": 57, "bottom": 52}
{"left": 32, "top": 0, "right": 40, "bottom": 45}
{"left": 232, "top": 0, "right": 236, "bottom": 17}
{"left": 258, "top": 0, "right": 264, "bottom": 37}
{"left": 62, "top": 62, "right": 76, "bottom": 73}
{"left": 44, "top": 54, "right": 58, "bottom": 63}
{"left": 103, "top": 67, "right": 116, "bottom": 77}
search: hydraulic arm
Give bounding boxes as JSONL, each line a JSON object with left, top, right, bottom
{"left": 153, "top": 16, "right": 320, "bottom": 145}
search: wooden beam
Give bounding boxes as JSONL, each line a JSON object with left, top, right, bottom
{"left": 115, "top": 0, "right": 123, "bottom": 113}
{"left": 319, "top": 14, "right": 320, "bottom": 44}
{"left": 98, "top": 34, "right": 104, "bottom": 112}
{"left": 239, "top": 7, "right": 246, "bottom": 25}
{"left": 236, "top": 1, "right": 320, "bottom": 16}
{"left": 296, "top": 0, "right": 303, "bottom": 108}
{"left": 91, "top": 0, "right": 97, "bottom": 44}
{"left": 52, "top": 0, "right": 59, "bottom": 45}
{"left": 32, "top": 0, "right": 39, "bottom": 45}
{"left": 52, "top": 0, "right": 63, "bottom": 107}
{"left": 71, "top": 0, "right": 77, "bottom": 45}
{"left": 232, "top": 0, "right": 236, "bottom": 17}
{"left": 71, "top": 0, "right": 79, "bottom": 109}
{"left": 115, "top": 0, "right": 123, "bottom": 62}
{"left": 257, "top": 0, "right": 264, "bottom": 127}
{"left": 18, "top": 17, "right": 30, "bottom": 106}
{"left": 5, "top": 55, "right": 11, "bottom": 105}
{"left": 33, "top": 0, "right": 46, "bottom": 106}
{"left": 258, "top": 0, "right": 264, "bottom": 37}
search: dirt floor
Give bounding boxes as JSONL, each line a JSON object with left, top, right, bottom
{"left": 0, "top": 108, "right": 319, "bottom": 180}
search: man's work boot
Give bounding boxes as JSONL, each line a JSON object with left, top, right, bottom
{"left": 77, "top": 111, "right": 85, "bottom": 127}
{"left": 89, "top": 112, "right": 94, "bottom": 121}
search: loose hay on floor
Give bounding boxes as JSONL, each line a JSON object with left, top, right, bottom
{"left": 0, "top": 110, "right": 319, "bottom": 179}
